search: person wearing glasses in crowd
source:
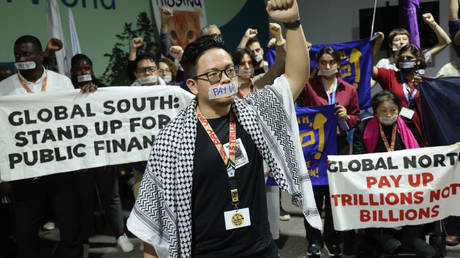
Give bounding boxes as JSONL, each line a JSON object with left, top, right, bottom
{"left": 158, "top": 57, "right": 178, "bottom": 84}
{"left": 127, "top": 1, "right": 322, "bottom": 257}
{"left": 131, "top": 53, "right": 166, "bottom": 86}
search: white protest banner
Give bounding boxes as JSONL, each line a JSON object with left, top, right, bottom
{"left": 151, "top": 0, "right": 207, "bottom": 49}
{"left": 0, "top": 86, "right": 194, "bottom": 181}
{"left": 327, "top": 145, "right": 460, "bottom": 231}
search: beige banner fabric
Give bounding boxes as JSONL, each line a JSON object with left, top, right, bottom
{"left": 0, "top": 86, "right": 194, "bottom": 181}
{"left": 328, "top": 145, "right": 460, "bottom": 231}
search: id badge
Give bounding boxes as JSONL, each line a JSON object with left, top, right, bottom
{"left": 223, "top": 138, "right": 249, "bottom": 169}
{"left": 224, "top": 207, "right": 251, "bottom": 230}
{"left": 400, "top": 107, "right": 415, "bottom": 119}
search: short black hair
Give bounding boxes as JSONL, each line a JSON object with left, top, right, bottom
{"left": 70, "top": 54, "right": 104, "bottom": 88}
{"left": 245, "top": 36, "right": 261, "bottom": 49}
{"left": 232, "top": 48, "right": 254, "bottom": 67}
{"left": 135, "top": 53, "right": 157, "bottom": 69}
{"left": 371, "top": 90, "right": 402, "bottom": 113}
{"left": 315, "top": 46, "right": 342, "bottom": 65}
{"left": 396, "top": 44, "right": 426, "bottom": 70}
{"left": 14, "top": 35, "right": 43, "bottom": 51}
{"left": 180, "top": 35, "right": 228, "bottom": 79}
{"left": 71, "top": 53, "right": 92, "bottom": 69}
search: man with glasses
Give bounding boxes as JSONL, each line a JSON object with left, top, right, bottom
{"left": 131, "top": 53, "right": 166, "bottom": 86}
{"left": 128, "top": 1, "right": 321, "bottom": 257}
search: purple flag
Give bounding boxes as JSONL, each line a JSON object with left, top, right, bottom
{"left": 399, "top": 0, "right": 420, "bottom": 47}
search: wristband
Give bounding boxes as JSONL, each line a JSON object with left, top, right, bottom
{"left": 284, "top": 18, "right": 301, "bottom": 29}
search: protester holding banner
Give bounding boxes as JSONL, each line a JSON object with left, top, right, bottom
{"left": 0, "top": 35, "right": 86, "bottom": 258}
{"left": 127, "top": 1, "right": 322, "bottom": 257}
{"left": 351, "top": 91, "right": 437, "bottom": 257}
{"left": 70, "top": 54, "right": 104, "bottom": 89}
{"left": 296, "top": 45, "right": 360, "bottom": 257}
{"left": 372, "top": 33, "right": 430, "bottom": 145}
{"left": 70, "top": 54, "right": 135, "bottom": 253}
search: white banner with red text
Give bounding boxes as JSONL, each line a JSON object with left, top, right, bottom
{"left": 327, "top": 145, "right": 460, "bottom": 231}
{"left": 0, "top": 86, "right": 194, "bottom": 181}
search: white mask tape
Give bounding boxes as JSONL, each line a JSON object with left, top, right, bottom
{"left": 392, "top": 44, "right": 406, "bottom": 52}
{"left": 139, "top": 75, "right": 158, "bottom": 85}
{"left": 77, "top": 74, "right": 92, "bottom": 83}
{"left": 399, "top": 61, "right": 417, "bottom": 69}
{"left": 162, "top": 75, "right": 172, "bottom": 83}
{"left": 254, "top": 55, "right": 263, "bottom": 63}
{"left": 15, "top": 61, "right": 36, "bottom": 70}
{"left": 378, "top": 115, "right": 398, "bottom": 125}
{"left": 208, "top": 81, "right": 240, "bottom": 100}
{"left": 238, "top": 69, "right": 253, "bottom": 78}
{"left": 318, "top": 68, "right": 338, "bottom": 76}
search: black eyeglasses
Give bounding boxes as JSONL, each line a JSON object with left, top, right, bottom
{"left": 194, "top": 66, "right": 238, "bottom": 84}
{"left": 137, "top": 66, "right": 157, "bottom": 74}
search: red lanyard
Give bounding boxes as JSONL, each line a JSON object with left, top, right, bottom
{"left": 17, "top": 74, "right": 47, "bottom": 93}
{"left": 379, "top": 123, "right": 397, "bottom": 152}
{"left": 238, "top": 80, "right": 253, "bottom": 98}
{"left": 196, "top": 107, "right": 236, "bottom": 165}
{"left": 196, "top": 107, "right": 239, "bottom": 207}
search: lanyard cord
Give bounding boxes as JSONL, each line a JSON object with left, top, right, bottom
{"left": 17, "top": 73, "right": 47, "bottom": 93}
{"left": 196, "top": 107, "right": 240, "bottom": 208}
{"left": 322, "top": 77, "right": 337, "bottom": 105}
{"left": 379, "top": 123, "right": 397, "bottom": 152}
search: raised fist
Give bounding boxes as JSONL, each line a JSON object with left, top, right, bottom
{"left": 46, "top": 38, "right": 63, "bottom": 52}
{"left": 266, "top": 0, "right": 299, "bottom": 24}
{"left": 269, "top": 23, "right": 282, "bottom": 37}
{"left": 131, "top": 37, "right": 143, "bottom": 50}
{"left": 169, "top": 45, "right": 184, "bottom": 60}
{"left": 160, "top": 8, "right": 173, "bottom": 23}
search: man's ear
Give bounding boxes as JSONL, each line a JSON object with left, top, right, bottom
{"left": 186, "top": 78, "right": 199, "bottom": 95}
{"left": 37, "top": 51, "right": 45, "bottom": 64}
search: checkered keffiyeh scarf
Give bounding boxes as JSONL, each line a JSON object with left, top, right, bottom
{"left": 129, "top": 78, "right": 321, "bottom": 257}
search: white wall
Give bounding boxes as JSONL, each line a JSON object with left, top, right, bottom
{"left": 298, "top": 0, "right": 454, "bottom": 76}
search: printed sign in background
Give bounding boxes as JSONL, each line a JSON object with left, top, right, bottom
{"left": 309, "top": 38, "right": 373, "bottom": 109}
{"left": 0, "top": 86, "right": 194, "bottom": 181}
{"left": 327, "top": 145, "right": 460, "bottom": 231}
{"left": 151, "top": 0, "right": 207, "bottom": 50}
{"left": 296, "top": 104, "right": 337, "bottom": 185}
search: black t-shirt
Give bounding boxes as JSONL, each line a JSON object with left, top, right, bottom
{"left": 191, "top": 113, "right": 272, "bottom": 257}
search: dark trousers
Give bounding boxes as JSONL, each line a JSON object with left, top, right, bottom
{"left": 304, "top": 185, "right": 340, "bottom": 245}
{"left": 0, "top": 202, "right": 15, "bottom": 258}
{"left": 11, "top": 173, "right": 82, "bottom": 258}
{"left": 77, "top": 166, "right": 124, "bottom": 241}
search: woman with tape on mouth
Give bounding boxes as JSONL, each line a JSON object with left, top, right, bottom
{"left": 70, "top": 53, "right": 135, "bottom": 253}
{"left": 296, "top": 45, "right": 361, "bottom": 258}
{"left": 70, "top": 54, "right": 104, "bottom": 90}
{"left": 158, "top": 57, "right": 178, "bottom": 85}
{"left": 372, "top": 32, "right": 428, "bottom": 145}
{"left": 352, "top": 90, "right": 433, "bottom": 257}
